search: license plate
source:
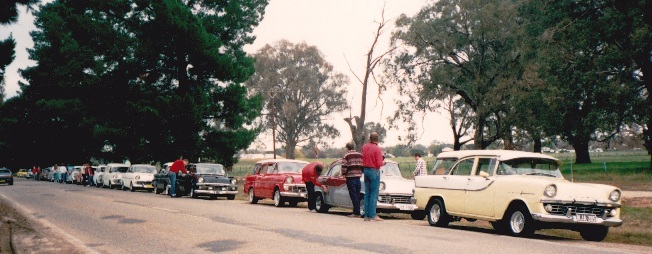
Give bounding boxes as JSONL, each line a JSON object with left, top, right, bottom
{"left": 145, "top": 184, "right": 153, "bottom": 188}
{"left": 396, "top": 204, "right": 415, "bottom": 211}
{"left": 0, "top": 180, "right": 5, "bottom": 183}
{"left": 575, "top": 213, "right": 597, "bottom": 222}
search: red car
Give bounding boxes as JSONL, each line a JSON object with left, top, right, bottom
{"left": 244, "top": 159, "right": 310, "bottom": 207}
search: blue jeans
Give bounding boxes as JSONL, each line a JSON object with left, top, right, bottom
{"left": 60, "top": 173, "right": 67, "bottom": 183}
{"left": 168, "top": 172, "right": 177, "bottom": 197}
{"left": 363, "top": 168, "right": 380, "bottom": 218}
{"left": 346, "top": 177, "right": 362, "bottom": 215}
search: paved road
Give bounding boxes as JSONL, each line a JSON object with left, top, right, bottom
{"left": 1, "top": 178, "right": 649, "bottom": 254}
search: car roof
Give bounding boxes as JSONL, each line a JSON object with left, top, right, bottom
{"left": 255, "top": 159, "right": 310, "bottom": 164}
{"left": 107, "top": 163, "right": 130, "bottom": 167}
{"left": 131, "top": 164, "right": 155, "bottom": 167}
{"left": 436, "top": 150, "right": 563, "bottom": 165}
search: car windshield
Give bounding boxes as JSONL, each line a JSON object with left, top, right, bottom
{"left": 498, "top": 158, "right": 562, "bottom": 177}
{"left": 111, "top": 167, "right": 129, "bottom": 173}
{"left": 380, "top": 163, "right": 402, "bottom": 177}
{"left": 0, "top": 169, "right": 10, "bottom": 173}
{"left": 132, "top": 165, "right": 156, "bottom": 173}
{"left": 276, "top": 162, "right": 308, "bottom": 173}
{"left": 195, "top": 164, "right": 225, "bottom": 175}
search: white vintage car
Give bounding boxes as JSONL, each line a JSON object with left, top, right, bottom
{"left": 93, "top": 165, "right": 107, "bottom": 188}
{"left": 121, "top": 164, "right": 157, "bottom": 192}
{"left": 314, "top": 159, "right": 419, "bottom": 218}
{"left": 101, "top": 163, "right": 130, "bottom": 189}
{"left": 414, "top": 150, "right": 622, "bottom": 241}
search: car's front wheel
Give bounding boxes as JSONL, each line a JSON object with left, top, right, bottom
{"left": 130, "top": 182, "right": 135, "bottom": 192}
{"left": 248, "top": 188, "right": 259, "bottom": 204}
{"left": 153, "top": 184, "right": 161, "bottom": 194}
{"left": 427, "top": 199, "right": 450, "bottom": 227}
{"left": 505, "top": 205, "right": 535, "bottom": 237}
{"left": 580, "top": 225, "right": 609, "bottom": 242}
{"left": 315, "top": 193, "right": 329, "bottom": 213}
{"left": 273, "top": 189, "right": 285, "bottom": 207}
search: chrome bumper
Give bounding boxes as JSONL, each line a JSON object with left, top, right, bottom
{"left": 282, "top": 183, "right": 307, "bottom": 198}
{"left": 195, "top": 183, "right": 237, "bottom": 195}
{"left": 377, "top": 203, "right": 418, "bottom": 211}
{"left": 531, "top": 213, "right": 623, "bottom": 227}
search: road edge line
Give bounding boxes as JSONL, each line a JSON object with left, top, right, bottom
{"left": 0, "top": 193, "right": 100, "bottom": 254}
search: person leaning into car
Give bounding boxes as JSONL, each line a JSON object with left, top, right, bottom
{"left": 362, "top": 132, "right": 384, "bottom": 222}
{"left": 168, "top": 158, "right": 188, "bottom": 198}
{"left": 342, "top": 142, "right": 363, "bottom": 218}
{"left": 301, "top": 162, "right": 327, "bottom": 212}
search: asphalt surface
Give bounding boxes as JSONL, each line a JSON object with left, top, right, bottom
{"left": 1, "top": 178, "right": 650, "bottom": 254}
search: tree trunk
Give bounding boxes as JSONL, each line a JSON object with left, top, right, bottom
{"left": 285, "top": 140, "right": 296, "bottom": 159}
{"left": 572, "top": 139, "right": 592, "bottom": 164}
{"left": 533, "top": 137, "right": 542, "bottom": 153}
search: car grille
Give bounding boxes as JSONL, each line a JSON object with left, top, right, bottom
{"left": 379, "top": 195, "right": 412, "bottom": 204}
{"left": 546, "top": 204, "right": 608, "bottom": 216}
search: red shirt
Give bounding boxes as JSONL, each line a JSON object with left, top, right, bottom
{"left": 301, "top": 162, "right": 324, "bottom": 187}
{"left": 169, "top": 160, "right": 188, "bottom": 174}
{"left": 362, "top": 142, "right": 384, "bottom": 170}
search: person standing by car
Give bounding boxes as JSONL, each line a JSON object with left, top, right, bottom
{"left": 59, "top": 163, "right": 68, "bottom": 184}
{"left": 301, "top": 162, "right": 327, "bottom": 212}
{"left": 342, "top": 142, "right": 363, "bottom": 218}
{"left": 168, "top": 158, "right": 189, "bottom": 197}
{"left": 362, "top": 132, "right": 384, "bottom": 222}
{"left": 53, "top": 164, "right": 60, "bottom": 183}
{"left": 84, "top": 163, "right": 94, "bottom": 187}
{"left": 413, "top": 153, "right": 427, "bottom": 177}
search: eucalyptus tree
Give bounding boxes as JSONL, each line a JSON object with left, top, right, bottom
{"left": 521, "top": 0, "right": 644, "bottom": 163}
{"left": 246, "top": 40, "right": 348, "bottom": 159}
{"left": 386, "top": 0, "right": 526, "bottom": 149}
{"left": 16, "top": 0, "right": 267, "bottom": 165}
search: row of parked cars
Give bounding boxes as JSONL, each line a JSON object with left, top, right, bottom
{"left": 241, "top": 150, "right": 623, "bottom": 242}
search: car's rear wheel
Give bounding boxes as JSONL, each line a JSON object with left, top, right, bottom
{"left": 580, "top": 225, "right": 609, "bottom": 242}
{"left": 273, "top": 189, "right": 285, "bottom": 207}
{"left": 427, "top": 199, "right": 450, "bottom": 227}
{"left": 248, "top": 188, "right": 259, "bottom": 204}
{"left": 505, "top": 205, "right": 535, "bottom": 237}
{"left": 130, "top": 182, "right": 135, "bottom": 192}
{"left": 315, "top": 193, "right": 329, "bottom": 213}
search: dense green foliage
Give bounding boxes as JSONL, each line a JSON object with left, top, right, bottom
{"left": 0, "top": 0, "right": 39, "bottom": 99}
{"left": 0, "top": 0, "right": 268, "bottom": 168}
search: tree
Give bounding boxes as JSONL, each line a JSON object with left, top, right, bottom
{"left": 2, "top": 0, "right": 267, "bottom": 168}
{"left": 387, "top": 0, "right": 526, "bottom": 149}
{"left": 345, "top": 6, "right": 394, "bottom": 152}
{"left": 246, "top": 40, "right": 348, "bottom": 159}
{"left": 522, "top": 0, "right": 642, "bottom": 163}
{"left": 0, "top": 0, "right": 38, "bottom": 98}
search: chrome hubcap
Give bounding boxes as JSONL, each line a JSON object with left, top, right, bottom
{"left": 430, "top": 204, "right": 441, "bottom": 222}
{"left": 510, "top": 211, "right": 525, "bottom": 233}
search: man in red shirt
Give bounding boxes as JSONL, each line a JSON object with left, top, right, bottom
{"left": 362, "top": 132, "right": 384, "bottom": 221}
{"left": 168, "top": 158, "right": 189, "bottom": 198}
{"left": 301, "top": 162, "right": 327, "bottom": 212}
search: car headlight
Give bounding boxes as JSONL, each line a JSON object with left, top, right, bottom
{"left": 544, "top": 184, "right": 557, "bottom": 197}
{"left": 231, "top": 179, "right": 237, "bottom": 185}
{"left": 379, "top": 182, "right": 386, "bottom": 191}
{"left": 135, "top": 175, "right": 140, "bottom": 180}
{"left": 609, "top": 190, "right": 621, "bottom": 202}
{"left": 285, "top": 176, "right": 294, "bottom": 184}
{"left": 198, "top": 177, "right": 204, "bottom": 183}
{"left": 113, "top": 175, "right": 118, "bottom": 179}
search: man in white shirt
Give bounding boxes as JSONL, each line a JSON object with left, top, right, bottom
{"left": 59, "top": 164, "right": 68, "bottom": 184}
{"left": 413, "top": 153, "right": 427, "bottom": 177}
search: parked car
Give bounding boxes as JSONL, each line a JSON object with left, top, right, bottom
{"left": 46, "top": 167, "right": 57, "bottom": 182}
{"left": 187, "top": 163, "right": 237, "bottom": 200}
{"left": 121, "top": 164, "right": 157, "bottom": 192}
{"left": 314, "top": 159, "right": 419, "bottom": 218}
{"left": 414, "top": 150, "right": 623, "bottom": 241}
{"left": 243, "top": 159, "right": 310, "bottom": 207}
{"left": 93, "top": 165, "right": 107, "bottom": 187}
{"left": 101, "top": 163, "right": 130, "bottom": 189}
{"left": 0, "top": 168, "right": 13, "bottom": 185}
{"left": 16, "top": 169, "right": 29, "bottom": 178}
{"left": 152, "top": 164, "right": 194, "bottom": 196}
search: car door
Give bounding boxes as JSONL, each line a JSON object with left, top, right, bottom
{"left": 325, "top": 162, "right": 348, "bottom": 206}
{"left": 244, "top": 163, "right": 262, "bottom": 194}
{"left": 464, "top": 157, "right": 497, "bottom": 217}
{"left": 255, "top": 163, "right": 273, "bottom": 198}
{"left": 442, "top": 157, "right": 476, "bottom": 214}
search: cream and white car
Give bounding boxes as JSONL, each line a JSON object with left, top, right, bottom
{"left": 101, "top": 163, "right": 130, "bottom": 189}
{"left": 414, "top": 150, "right": 622, "bottom": 242}
{"left": 121, "top": 164, "right": 157, "bottom": 192}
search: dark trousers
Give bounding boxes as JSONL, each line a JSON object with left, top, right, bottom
{"left": 306, "top": 182, "right": 316, "bottom": 210}
{"left": 346, "top": 177, "right": 362, "bottom": 215}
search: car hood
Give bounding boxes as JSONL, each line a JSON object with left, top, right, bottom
{"left": 497, "top": 175, "right": 620, "bottom": 203}
{"left": 132, "top": 173, "right": 155, "bottom": 180}
{"left": 361, "top": 175, "right": 414, "bottom": 195}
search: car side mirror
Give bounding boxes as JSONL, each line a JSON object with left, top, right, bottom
{"left": 479, "top": 171, "right": 490, "bottom": 179}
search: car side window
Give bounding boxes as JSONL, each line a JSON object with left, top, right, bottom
{"left": 475, "top": 158, "right": 496, "bottom": 176}
{"left": 451, "top": 158, "right": 474, "bottom": 176}
{"left": 329, "top": 164, "right": 342, "bottom": 177}
{"left": 256, "top": 164, "right": 266, "bottom": 175}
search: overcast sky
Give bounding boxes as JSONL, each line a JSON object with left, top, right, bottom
{"left": 1, "top": 0, "right": 453, "bottom": 150}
